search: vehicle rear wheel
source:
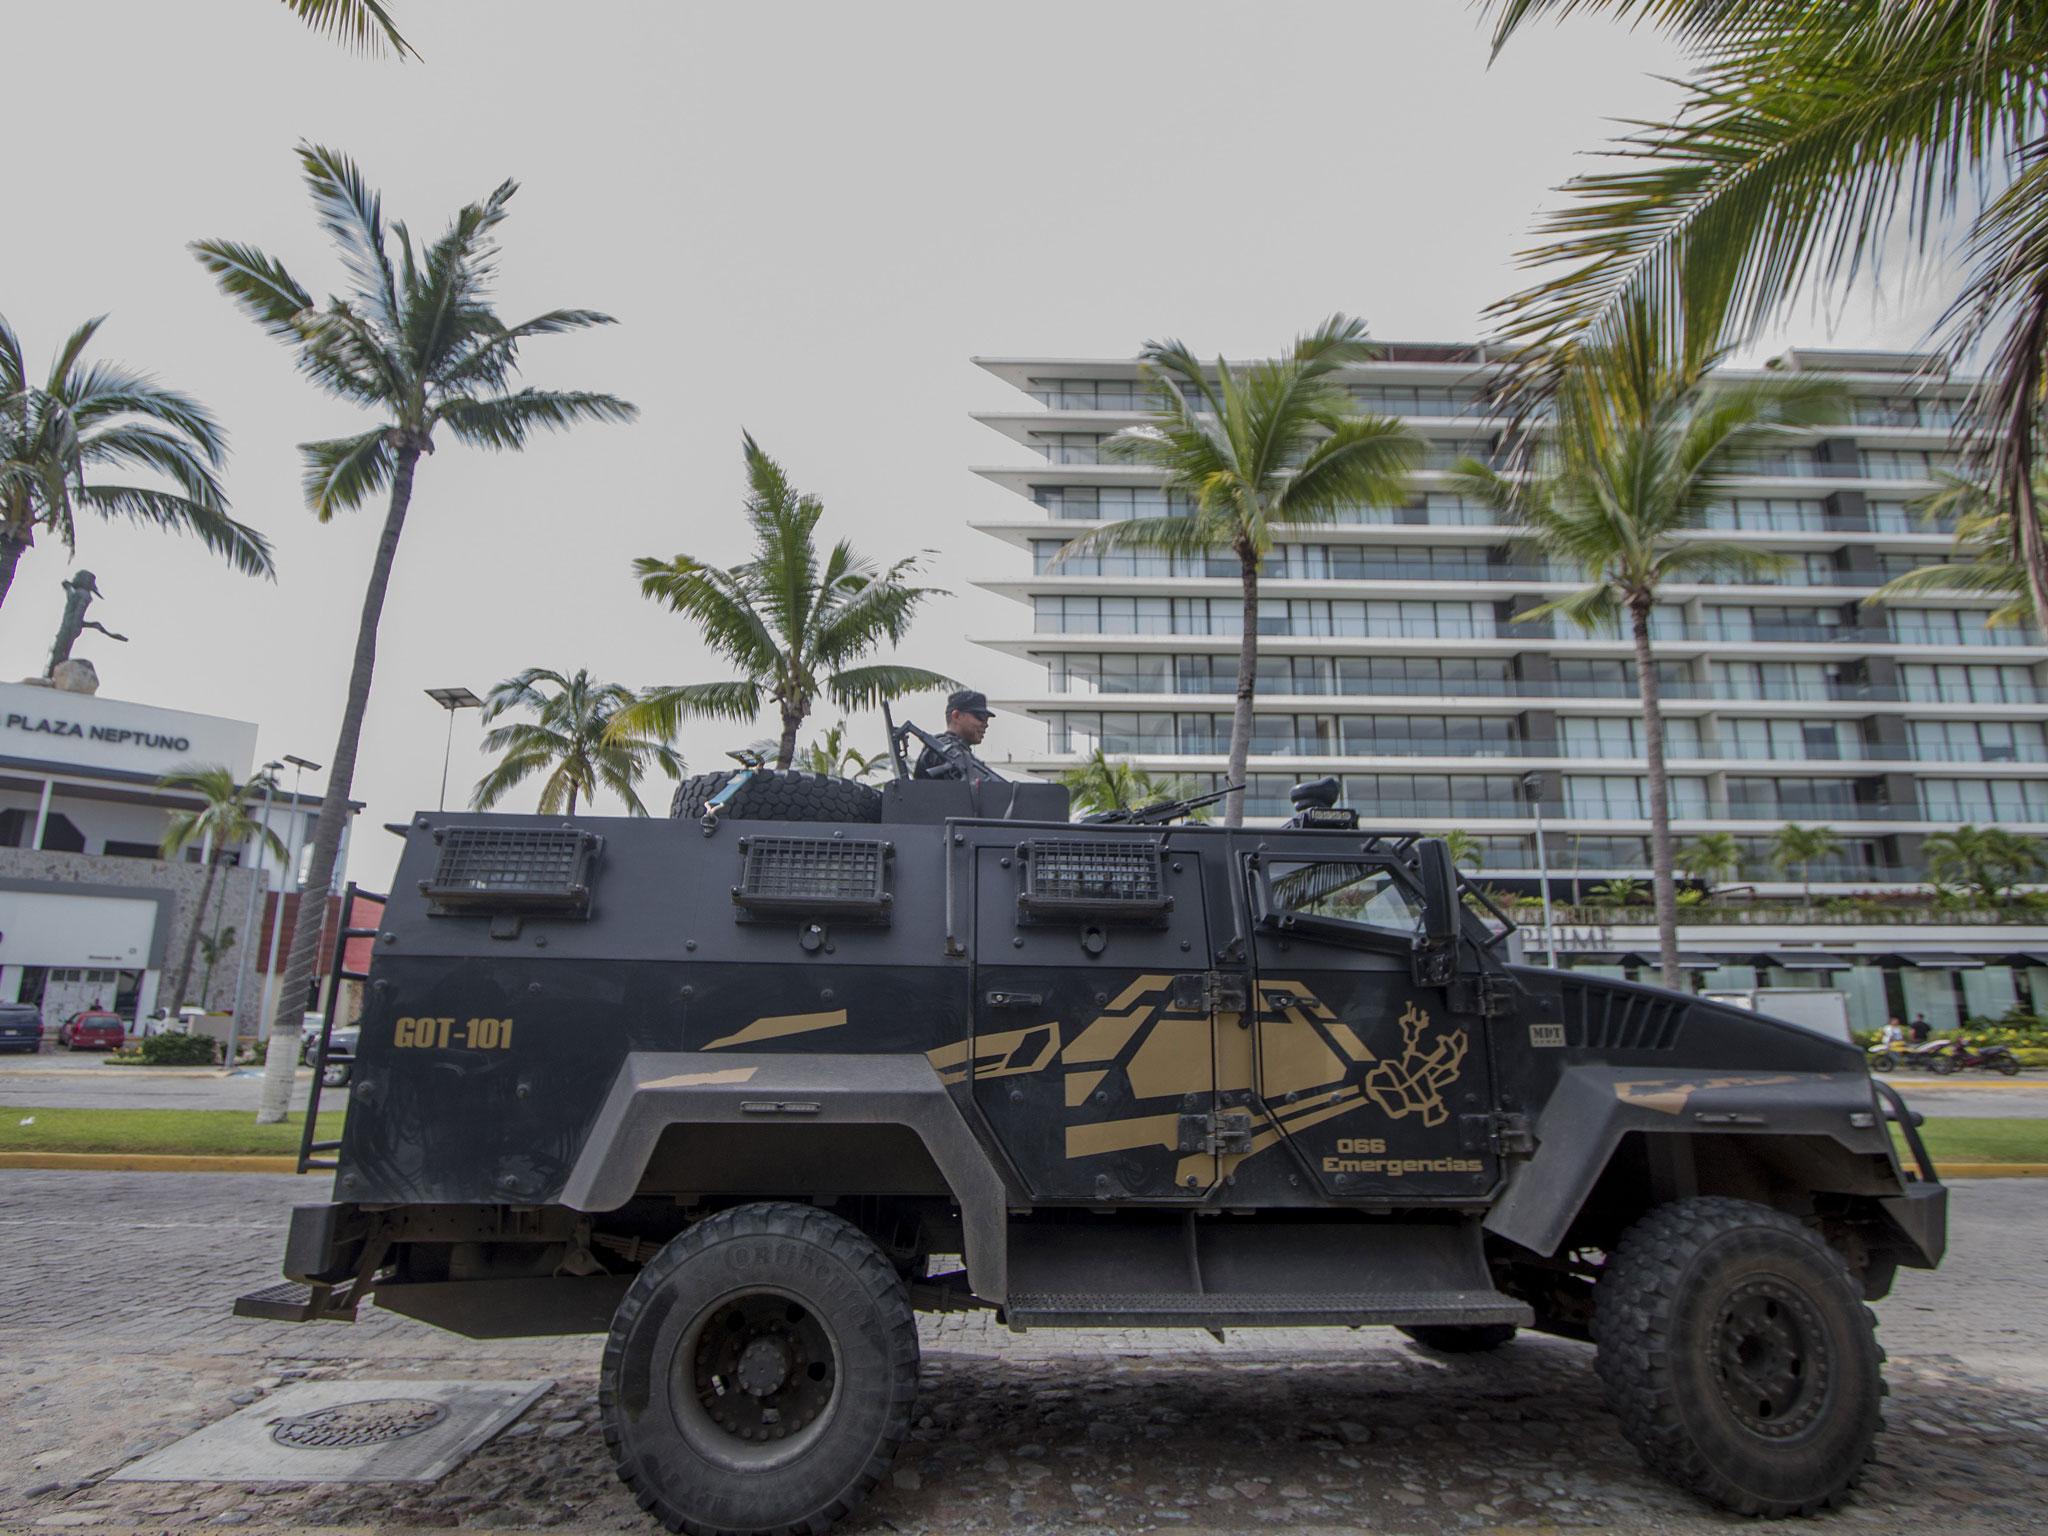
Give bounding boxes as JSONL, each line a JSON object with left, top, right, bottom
{"left": 320, "top": 1061, "right": 352, "bottom": 1088}
{"left": 670, "top": 770, "right": 882, "bottom": 825}
{"left": 1927, "top": 1054, "right": 1956, "bottom": 1075}
{"left": 1594, "top": 1196, "right": 1883, "bottom": 1517}
{"left": 1398, "top": 1323, "right": 1518, "bottom": 1354}
{"left": 600, "top": 1202, "right": 918, "bottom": 1536}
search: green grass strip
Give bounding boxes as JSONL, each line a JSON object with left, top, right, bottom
{"left": 1895, "top": 1116, "right": 2048, "bottom": 1165}
{"left": 0, "top": 1105, "right": 344, "bottom": 1156}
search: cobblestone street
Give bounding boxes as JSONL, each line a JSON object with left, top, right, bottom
{"left": 2, "top": 1170, "right": 2045, "bottom": 1534}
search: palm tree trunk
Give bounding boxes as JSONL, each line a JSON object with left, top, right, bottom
{"left": 2016, "top": 469, "right": 2048, "bottom": 640}
{"left": 167, "top": 854, "right": 221, "bottom": 1012}
{"left": 256, "top": 445, "right": 420, "bottom": 1124}
{"left": 566, "top": 784, "right": 579, "bottom": 817}
{"left": 1225, "top": 540, "right": 1259, "bottom": 828}
{"left": 1630, "top": 600, "right": 1682, "bottom": 990}
{"left": 0, "top": 526, "right": 28, "bottom": 613}
{"left": 775, "top": 708, "right": 802, "bottom": 772}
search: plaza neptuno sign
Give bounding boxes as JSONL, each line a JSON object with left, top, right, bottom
{"left": 3, "top": 711, "right": 191, "bottom": 753}
{"left": 0, "top": 681, "right": 257, "bottom": 778}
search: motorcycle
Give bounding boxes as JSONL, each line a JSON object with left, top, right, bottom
{"left": 1925, "top": 1039, "right": 2023, "bottom": 1076}
{"left": 1869, "top": 1038, "right": 1948, "bottom": 1072}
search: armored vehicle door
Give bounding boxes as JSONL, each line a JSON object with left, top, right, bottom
{"left": 964, "top": 827, "right": 1238, "bottom": 1203}
{"left": 1241, "top": 848, "right": 1497, "bottom": 1202}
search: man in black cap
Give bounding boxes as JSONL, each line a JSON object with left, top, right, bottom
{"left": 914, "top": 688, "right": 1006, "bottom": 784}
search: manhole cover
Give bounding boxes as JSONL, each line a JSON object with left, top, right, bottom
{"left": 272, "top": 1398, "right": 450, "bottom": 1450}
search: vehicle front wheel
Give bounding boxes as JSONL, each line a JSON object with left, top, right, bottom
{"left": 1868, "top": 1052, "right": 1895, "bottom": 1072}
{"left": 1398, "top": 1323, "right": 1518, "bottom": 1354}
{"left": 320, "top": 1061, "right": 351, "bottom": 1088}
{"left": 1996, "top": 1056, "right": 2021, "bottom": 1076}
{"left": 600, "top": 1202, "right": 919, "bottom": 1536}
{"left": 1594, "top": 1196, "right": 1883, "bottom": 1517}
{"left": 1927, "top": 1055, "right": 1956, "bottom": 1075}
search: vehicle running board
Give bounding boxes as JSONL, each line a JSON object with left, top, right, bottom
{"left": 1003, "top": 1289, "right": 1532, "bottom": 1331}
{"left": 232, "top": 1280, "right": 360, "bottom": 1323}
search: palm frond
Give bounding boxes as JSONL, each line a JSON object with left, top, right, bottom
{"left": 189, "top": 240, "right": 316, "bottom": 342}
{"left": 72, "top": 485, "right": 275, "bottom": 577}
{"left": 616, "top": 680, "right": 765, "bottom": 740}
{"left": 436, "top": 388, "right": 637, "bottom": 450}
{"left": 823, "top": 664, "right": 954, "bottom": 712}
{"left": 281, "top": 0, "right": 417, "bottom": 58}
{"left": 296, "top": 142, "right": 401, "bottom": 331}
{"left": 298, "top": 430, "right": 394, "bottom": 519}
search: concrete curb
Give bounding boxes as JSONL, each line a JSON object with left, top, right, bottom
{"left": 0, "top": 1151, "right": 302, "bottom": 1173}
{"left": 1935, "top": 1162, "right": 2048, "bottom": 1178}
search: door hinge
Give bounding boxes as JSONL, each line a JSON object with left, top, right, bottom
{"left": 1177, "top": 1107, "right": 1254, "bottom": 1158}
{"left": 1169, "top": 971, "right": 1248, "bottom": 1015}
{"left": 1461, "top": 1110, "right": 1536, "bottom": 1158}
{"left": 1447, "top": 971, "right": 1516, "bottom": 1018}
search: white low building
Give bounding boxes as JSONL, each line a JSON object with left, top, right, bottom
{"left": 0, "top": 680, "right": 348, "bottom": 1033}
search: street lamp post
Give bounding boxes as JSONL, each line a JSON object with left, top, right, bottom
{"left": 1523, "top": 771, "right": 1559, "bottom": 969}
{"left": 426, "top": 687, "right": 484, "bottom": 812}
{"left": 223, "top": 761, "right": 282, "bottom": 1068}
{"left": 258, "top": 754, "right": 321, "bottom": 1045}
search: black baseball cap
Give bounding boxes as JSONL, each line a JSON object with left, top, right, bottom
{"left": 947, "top": 688, "right": 994, "bottom": 719}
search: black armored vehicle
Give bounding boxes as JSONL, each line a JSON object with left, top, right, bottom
{"left": 249, "top": 765, "right": 1945, "bottom": 1535}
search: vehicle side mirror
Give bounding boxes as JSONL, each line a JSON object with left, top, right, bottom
{"left": 1416, "top": 838, "right": 1459, "bottom": 945}
{"left": 1412, "top": 838, "right": 1461, "bottom": 987}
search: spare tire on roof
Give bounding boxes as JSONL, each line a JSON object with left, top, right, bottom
{"left": 669, "top": 768, "right": 884, "bottom": 824}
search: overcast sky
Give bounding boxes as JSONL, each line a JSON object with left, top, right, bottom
{"left": 5, "top": 1, "right": 1956, "bottom": 888}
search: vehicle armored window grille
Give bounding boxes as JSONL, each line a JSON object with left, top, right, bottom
{"left": 421, "top": 827, "right": 600, "bottom": 915}
{"left": 733, "top": 835, "right": 893, "bottom": 922}
{"left": 1556, "top": 977, "right": 1688, "bottom": 1052}
{"left": 1017, "top": 837, "right": 1170, "bottom": 922}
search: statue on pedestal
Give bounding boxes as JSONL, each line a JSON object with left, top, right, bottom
{"left": 47, "top": 570, "right": 127, "bottom": 688}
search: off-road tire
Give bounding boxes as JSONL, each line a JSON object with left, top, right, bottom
{"left": 1593, "top": 1196, "right": 1884, "bottom": 1517}
{"left": 1867, "top": 1051, "right": 1896, "bottom": 1072}
{"left": 599, "top": 1202, "right": 919, "bottom": 1536}
{"left": 669, "top": 770, "right": 882, "bottom": 825}
{"left": 1398, "top": 1323, "right": 1518, "bottom": 1354}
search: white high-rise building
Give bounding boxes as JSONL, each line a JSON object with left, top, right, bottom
{"left": 967, "top": 343, "right": 2048, "bottom": 1033}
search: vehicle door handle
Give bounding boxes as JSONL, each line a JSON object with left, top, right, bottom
{"left": 985, "top": 991, "right": 1044, "bottom": 1008}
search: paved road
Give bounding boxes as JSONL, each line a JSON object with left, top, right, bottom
{"left": 0, "top": 1170, "right": 2043, "bottom": 1534}
{"left": 0, "top": 1052, "right": 345, "bottom": 1113}
{"left": 1889, "top": 1074, "right": 2048, "bottom": 1120}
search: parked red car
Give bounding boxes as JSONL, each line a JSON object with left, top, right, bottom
{"left": 57, "top": 1011, "right": 126, "bottom": 1050}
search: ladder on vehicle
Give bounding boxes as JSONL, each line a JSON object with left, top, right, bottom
{"left": 297, "top": 882, "right": 379, "bottom": 1175}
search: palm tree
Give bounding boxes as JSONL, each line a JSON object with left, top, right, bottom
{"left": 1865, "top": 470, "right": 2047, "bottom": 632}
{"left": 1922, "top": 824, "right": 2048, "bottom": 906}
{"left": 623, "top": 434, "right": 951, "bottom": 768}
{"left": 194, "top": 144, "right": 635, "bottom": 1122}
{"left": 282, "top": 0, "right": 413, "bottom": 56}
{"left": 1770, "top": 823, "right": 1842, "bottom": 902}
{"left": 1452, "top": 302, "right": 1843, "bottom": 987}
{"left": 1481, "top": 1, "right": 2048, "bottom": 633}
{"left": 159, "top": 767, "right": 286, "bottom": 1014}
{"left": 0, "top": 315, "right": 269, "bottom": 612}
{"left": 1060, "top": 748, "right": 1204, "bottom": 818}
{"left": 1436, "top": 829, "right": 1485, "bottom": 870}
{"left": 797, "top": 721, "right": 887, "bottom": 782}
{"left": 471, "top": 668, "right": 682, "bottom": 817}
{"left": 1677, "top": 832, "right": 1743, "bottom": 896}
{"left": 1057, "top": 316, "right": 1419, "bottom": 826}
{"left": 1588, "top": 876, "right": 1645, "bottom": 908}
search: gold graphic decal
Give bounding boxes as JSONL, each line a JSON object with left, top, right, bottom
{"left": 1614, "top": 1074, "right": 1799, "bottom": 1116}
{"left": 927, "top": 1023, "right": 1060, "bottom": 1087}
{"left": 643, "top": 1066, "right": 760, "bottom": 1089}
{"left": 704, "top": 1009, "right": 848, "bottom": 1051}
{"left": 1362, "top": 1002, "right": 1467, "bottom": 1128}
